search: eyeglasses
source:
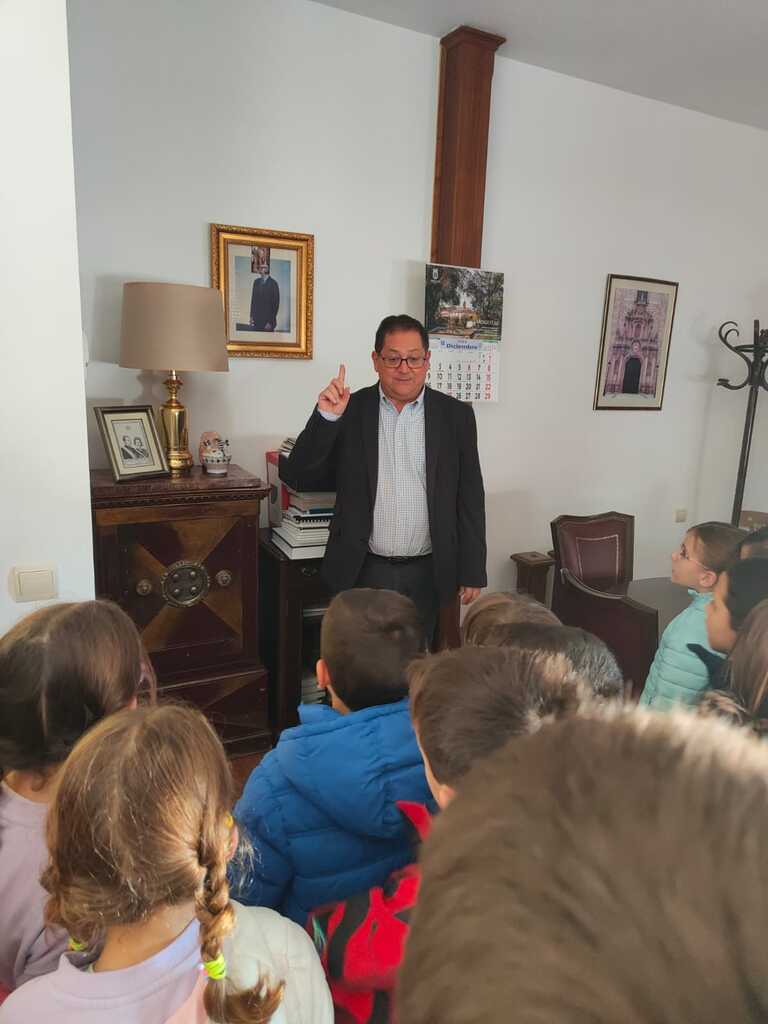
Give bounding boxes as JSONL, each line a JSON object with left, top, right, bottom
{"left": 677, "top": 543, "right": 712, "bottom": 571}
{"left": 378, "top": 354, "right": 427, "bottom": 369}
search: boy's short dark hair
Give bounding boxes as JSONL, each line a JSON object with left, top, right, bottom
{"left": 739, "top": 525, "right": 768, "bottom": 560}
{"left": 321, "top": 588, "right": 424, "bottom": 711}
{"left": 374, "top": 314, "right": 429, "bottom": 354}
{"left": 400, "top": 711, "right": 768, "bottom": 1024}
{"left": 409, "top": 632, "right": 620, "bottom": 787}
{"left": 723, "top": 557, "right": 768, "bottom": 630}
{"left": 461, "top": 591, "right": 560, "bottom": 645}
{"left": 693, "top": 521, "right": 746, "bottom": 573}
{"left": 483, "top": 623, "right": 623, "bottom": 699}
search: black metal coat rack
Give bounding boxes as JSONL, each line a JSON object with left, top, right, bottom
{"left": 717, "top": 319, "right": 768, "bottom": 526}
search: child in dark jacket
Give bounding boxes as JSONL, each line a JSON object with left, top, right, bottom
{"left": 308, "top": 627, "right": 624, "bottom": 1024}
{"left": 234, "top": 588, "right": 431, "bottom": 925}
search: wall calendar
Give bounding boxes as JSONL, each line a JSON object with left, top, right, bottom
{"left": 424, "top": 263, "right": 503, "bottom": 403}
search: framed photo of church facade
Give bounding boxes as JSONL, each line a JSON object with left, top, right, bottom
{"left": 593, "top": 274, "right": 678, "bottom": 410}
{"left": 210, "top": 223, "right": 314, "bottom": 359}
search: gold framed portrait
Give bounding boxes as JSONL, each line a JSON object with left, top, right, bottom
{"left": 210, "top": 223, "right": 314, "bottom": 359}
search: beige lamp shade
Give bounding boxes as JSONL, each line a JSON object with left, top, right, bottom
{"left": 119, "top": 282, "right": 229, "bottom": 372}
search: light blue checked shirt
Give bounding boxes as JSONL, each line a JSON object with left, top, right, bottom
{"left": 319, "top": 386, "right": 431, "bottom": 557}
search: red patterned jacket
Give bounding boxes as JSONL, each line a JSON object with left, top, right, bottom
{"left": 307, "top": 802, "right": 431, "bottom": 1024}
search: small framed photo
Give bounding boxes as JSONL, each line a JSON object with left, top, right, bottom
{"left": 210, "top": 223, "right": 314, "bottom": 359}
{"left": 94, "top": 405, "right": 170, "bottom": 482}
{"left": 593, "top": 275, "right": 679, "bottom": 411}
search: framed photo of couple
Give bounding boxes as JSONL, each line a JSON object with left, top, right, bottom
{"left": 94, "top": 405, "right": 170, "bottom": 482}
{"left": 210, "top": 223, "right": 314, "bottom": 359}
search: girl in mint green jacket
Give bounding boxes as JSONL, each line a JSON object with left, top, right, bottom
{"left": 639, "top": 522, "right": 744, "bottom": 711}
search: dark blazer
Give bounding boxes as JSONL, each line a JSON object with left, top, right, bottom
{"left": 279, "top": 384, "right": 486, "bottom": 603}
{"left": 250, "top": 276, "right": 280, "bottom": 330}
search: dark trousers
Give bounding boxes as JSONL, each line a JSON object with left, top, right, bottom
{"left": 354, "top": 553, "right": 439, "bottom": 649}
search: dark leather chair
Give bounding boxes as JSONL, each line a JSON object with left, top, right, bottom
{"left": 551, "top": 511, "right": 634, "bottom": 619}
{"left": 556, "top": 569, "right": 657, "bottom": 700}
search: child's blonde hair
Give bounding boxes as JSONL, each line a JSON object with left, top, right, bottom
{"left": 42, "top": 705, "right": 283, "bottom": 1024}
{"left": 461, "top": 591, "right": 559, "bottom": 646}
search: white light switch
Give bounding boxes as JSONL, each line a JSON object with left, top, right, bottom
{"left": 11, "top": 565, "right": 58, "bottom": 602}
{"left": 674, "top": 508, "right": 688, "bottom": 523}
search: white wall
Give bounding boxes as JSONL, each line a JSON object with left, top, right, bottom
{"left": 67, "top": 0, "right": 768, "bottom": 594}
{"left": 0, "top": 0, "right": 93, "bottom": 628}
{"left": 67, "top": 0, "right": 437, "bottom": 486}
{"left": 481, "top": 58, "right": 768, "bottom": 581}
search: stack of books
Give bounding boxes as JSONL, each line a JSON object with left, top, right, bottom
{"left": 266, "top": 438, "right": 337, "bottom": 559}
{"left": 271, "top": 486, "right": 336, "bottom": 560}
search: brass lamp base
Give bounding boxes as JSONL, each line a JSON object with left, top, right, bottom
{"left": 160, "top": 370, "right": 193, "bottom": 475}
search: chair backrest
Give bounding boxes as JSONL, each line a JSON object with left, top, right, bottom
{"left": 551, "top": 512, "right": 635, "bottom": 591}
{"left": 555, "top": 569, "right": 657, "bottom": 700}
{"left": 740, "top": 510, "right": 768, "bottom": 531}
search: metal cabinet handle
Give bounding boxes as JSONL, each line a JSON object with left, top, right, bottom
{"left": 136, "top": 579, "right": 153, "bottom": 596}
{"left": 216, "top": 569, "right": 233, "bottom": 587}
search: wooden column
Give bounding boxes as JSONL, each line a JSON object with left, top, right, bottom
{"left": 431, "top": 26, "right": 506, "bottom": 268}
{"left": 432, "top": 25, "right": 505, "bottom": 649}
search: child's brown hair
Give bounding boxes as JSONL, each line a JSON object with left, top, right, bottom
{"left": 320, "top": 588, "right": 424, "bottom": 710}
{"left": 409, "top": 634, "right": 620, "bottom": 789}
{"left": 42, "top": 704, "right": 283, "bottom": 1024}
{"left": 0, "top": 600, "right": 155, "bottom": 780}
{"left": 691, "top": 521, "right": 746, "bottom": 573}
{"left": 701, "top": 600, "right": 768, "bottom": 736}
{"left": 461, "top": 591, "right": 560, "bottom": 646}
{"left": 400, "top": 710, "right": 768, "bottom": 1023}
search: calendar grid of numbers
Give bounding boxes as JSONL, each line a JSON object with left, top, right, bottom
{"left": 424, "top": 262, "right": 503, "bottom": 404}
{"left": 426, "top": 337, "right": 499, "bottom": 403}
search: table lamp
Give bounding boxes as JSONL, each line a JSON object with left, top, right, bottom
{"left": 119, "top": 282, "right": 229, "bottom": 474}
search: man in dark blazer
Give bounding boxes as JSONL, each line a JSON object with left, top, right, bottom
{"left": 250, "top": 265, "right": 280, "bottom": 331}
{"left": 280, "top": 314, "right": 486, "bottom": 641}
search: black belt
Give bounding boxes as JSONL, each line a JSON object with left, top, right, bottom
{"left": 366, "top": 552, "right": 432, "bottom": 565}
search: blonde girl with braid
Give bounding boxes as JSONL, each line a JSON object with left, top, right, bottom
{"left": 0, "top": 705, "right": 332, "bottom": 1024}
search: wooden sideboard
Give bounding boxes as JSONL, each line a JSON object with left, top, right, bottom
{"left": 90, "top": 466, "right": 271, "bottom": 755}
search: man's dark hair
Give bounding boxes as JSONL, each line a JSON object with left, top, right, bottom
{"left": 739, "top": 525, "right": 768, "bottom": 560}
{"left": 409, "top": 638, "right": 620, "bottom": 788}
{"left": 320, "top": 588, "right": 424, "bottom": 711}
{"left": 400, "top": 712, "right": 768, "bottom": 1024}
{"left": 484, "top": 623, "right": 623, "bottom": 700}
{"left": 374, "top": 314, "right": 429, "bottom": 354}
{"left": 723, "top": 557, "right": 768, "bottom": 630}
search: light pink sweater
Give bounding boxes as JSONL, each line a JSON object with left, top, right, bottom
{"left": 0, "top": 782, "right": 66, "bottom": 990}
{"left": 0, "top": 902, "right": 333, "bottom": 1024}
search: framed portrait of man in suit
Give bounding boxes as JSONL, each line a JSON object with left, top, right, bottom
{"left": 210, "top": 223, "right": 314, "bottom": 359}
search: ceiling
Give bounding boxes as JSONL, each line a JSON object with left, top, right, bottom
{"left": 312, "top": 0, "right": 768, "bottom": 131}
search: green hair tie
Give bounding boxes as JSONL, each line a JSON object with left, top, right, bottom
{"left": 203, "top": 952, "right": 227, "bottom": 980}
{"left": 68, "top": 937, "right": 85, "bottom": 952}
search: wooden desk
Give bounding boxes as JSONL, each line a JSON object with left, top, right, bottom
{"left": 624, "top": 577, "right": 691, "bottom": 633}
{"left": 554, "top": 572, "right": 691, "bottom": 700}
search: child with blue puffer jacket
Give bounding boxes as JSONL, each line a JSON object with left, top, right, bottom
{"left": 639, "top": 521, "right": 744, "bottom": 711}
{"left": 233, "top": 588, "right": 432, "bottom": 924}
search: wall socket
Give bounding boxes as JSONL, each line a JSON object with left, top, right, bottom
{"left": 674, "top": 508, "right": 688, "bottom": 523}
